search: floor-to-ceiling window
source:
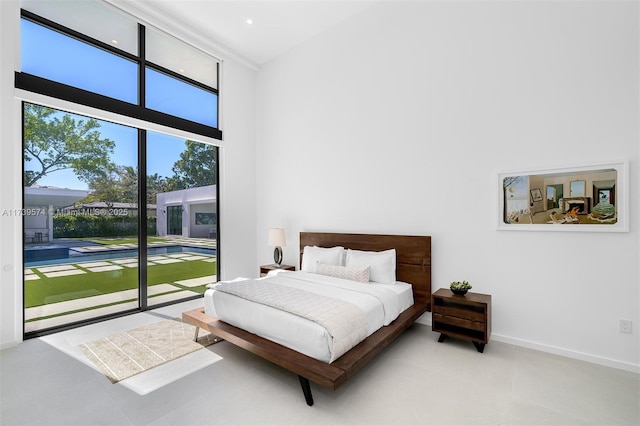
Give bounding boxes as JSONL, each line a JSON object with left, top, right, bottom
{"left": 23, "top": 105, "right": 141, "bottom": 333}
{"left": 18, "top": 0, "right": 221, "bottom": 336}
{"left": 145, "top": 132, "right": 218, "bottom": 308}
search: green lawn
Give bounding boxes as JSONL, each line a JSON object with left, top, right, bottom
{"left": 25, "top": 260, "right": 216, "bottom": 308}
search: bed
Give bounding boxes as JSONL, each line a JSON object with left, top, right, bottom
{"left": 182, "top": 232, "right": 431, "bottom": 406}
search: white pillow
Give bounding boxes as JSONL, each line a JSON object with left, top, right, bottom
{"left": 301, "top": 246, "right": 344, "bottom": 272}
{"left": 345, "top": 248, "right": 396, "bottom": 284}
{"left": 315, "top": 263, "right": 370, "bottom": 283}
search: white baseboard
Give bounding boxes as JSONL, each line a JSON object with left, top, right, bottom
{"left": 414, "top": 312, "right": 638, "bottom": 374}
{"left": 491, "top": 334, "right": 639, "bottom": 374}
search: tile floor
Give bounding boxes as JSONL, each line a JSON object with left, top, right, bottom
{"left": 1, "top": 299, "right": 638, "bottom": 426}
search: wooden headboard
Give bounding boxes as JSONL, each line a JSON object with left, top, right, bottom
{"left": 299, "top": 232, "right": 432, "bottom": 311}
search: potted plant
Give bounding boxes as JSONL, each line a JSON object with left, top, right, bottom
{"left": 450, "top": 280, "right": 472, "bottom": 296}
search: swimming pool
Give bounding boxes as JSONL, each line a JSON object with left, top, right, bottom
{"left": 25, "top": 245, "right": 216, "bottom": 267}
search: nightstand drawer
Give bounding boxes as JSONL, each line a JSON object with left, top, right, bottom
{"left": 433, "top": 312, "right": 485, "bottom": 331}
{"left": 433, "top": 305, "right": 485, "bottom": 322}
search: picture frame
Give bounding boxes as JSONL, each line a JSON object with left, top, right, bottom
{"left": 497, "top": 161, "right": 628, "bottom": 232}
{"left": 530, "top": 188, "right": 543, "bottom": 202}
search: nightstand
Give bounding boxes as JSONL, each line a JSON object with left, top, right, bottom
{"left": 259, "top": 264, "right": 295, "bottom": 277}
{"left": 432, "top": 288, "right": 491, "bottom": 353}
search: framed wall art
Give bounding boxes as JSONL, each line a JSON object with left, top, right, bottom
{"left": 497, "top": 161, "right": 628, "bottom": 232}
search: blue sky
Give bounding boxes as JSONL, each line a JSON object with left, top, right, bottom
{"left": 505, "top": 176, "right": 530, "bottom": 200}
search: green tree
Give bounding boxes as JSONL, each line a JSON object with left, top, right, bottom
{"left": 171, "top": 140, "right": 217, "bottom": 189}
{"left": 84, "top": 165, "right": 138, "bottom": 206}
{"left": 23, "top": 104, "right": 116, "bottom": 187}
{"left": 146, "top": 173, "right": 167, "bottom": 204}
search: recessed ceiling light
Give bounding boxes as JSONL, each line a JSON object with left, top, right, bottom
{"left": 246, "top": 18, "right": 253, "bottom": 25}
{"left": 179, "top": 68, "right": 185, "bottom": 73}
{"left": 111, "top": 39, "right": 119, "bottom": 45}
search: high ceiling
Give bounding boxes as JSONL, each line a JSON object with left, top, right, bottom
{"left": 138, "top": 1, "right": 375, "bottom": 67}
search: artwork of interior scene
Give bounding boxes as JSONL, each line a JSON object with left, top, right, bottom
{"left": 501, "top": 165, "right": 621, "bottom": 227}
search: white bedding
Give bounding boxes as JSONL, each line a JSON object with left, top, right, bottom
{"left": 204, "top": 270, "right": 414, "bottom": 363}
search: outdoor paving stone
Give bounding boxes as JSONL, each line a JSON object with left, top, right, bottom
{"left": 25, "top": 274, "right": 40, "bottom": 281}
{"left": 148, "top": 284, "right": 182, "bottom": 296}
{"left": 166, "top": 253, "right": 191, "bottom": 258}
{"left": 174, "top": 275, "right": 217, "bottom": 287}
{"left": 201, "top": 258, "right": 216, "bottom": 263}
{"left": 37, "top": 264, "right": 79, "bottom": 273}
{"left": 24, "top": 268, "right": 33, "bottom": 274}
{"left": 25, "top": 289, "right": 140, "bottom": 321}
{"left": 70, "top": 247, "right": 90, "bottom": 253}
{"left": 111, "top": 258, "right": 138, "bottom": 264}
{"left": 180, "top": 255, "right": 208, "bottom": 261}
{"left": 85, "top": 265, "right": 124, "bottom": 273}
{"left": 77, "top": 261, "right": 112, "bottom": 268}
{"left": 148, "top": 290, "right": 200, "bottom": 306}
{"left": 148, "top": 256, "right": 168, "bottom": 261}
{"left": 25, "top": 300, "right": 139, "bottom": 332}
{"left": 43, "top": 269, "right": 86, "bottom": 278}
{"left": 153, "top": 259, "right": 184, "bottom": 264}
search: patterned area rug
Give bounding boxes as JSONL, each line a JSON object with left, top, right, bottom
{"left": 80, "top": 318, "right": 220, "bottom": 383}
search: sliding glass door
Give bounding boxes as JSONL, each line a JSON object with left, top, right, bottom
{"left": 23, "top": 104, "right": 139, "bottom": 333}
{"left": 23, "top": 105, "right": 219, "bottom": 334}
{"left": 145, "top": 132, "right": 218, "bottom": 308}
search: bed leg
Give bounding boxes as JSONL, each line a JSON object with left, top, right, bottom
{"left": 193, "top": 326, "right": 200, "bottom": 342}
{"left": 298, "top": 376, "right": 314, "bottom": 406}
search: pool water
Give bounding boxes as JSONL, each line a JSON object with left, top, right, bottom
{"left": 25, "top": 245, "right": 216, "bottom": 267}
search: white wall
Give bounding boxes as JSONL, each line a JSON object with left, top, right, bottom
{"left": 0, "top": 1, "right": 258, "bottom": 348}
{"left": 256, "top": 1, "right": 639, "bottom": 371}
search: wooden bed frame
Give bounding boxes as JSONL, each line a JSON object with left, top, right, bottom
{"left": 182, "top": 232, "right": 431, "bottom": 406}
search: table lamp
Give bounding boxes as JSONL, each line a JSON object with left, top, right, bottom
{"left": 268, "top": 228, "right": 286, "bottom": 266}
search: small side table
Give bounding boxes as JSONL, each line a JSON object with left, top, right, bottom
{"left": 432, "top": 288, "right": 492, "bottom": 353}
{"left": 259, "top": 264, "right": 295, "bottom": 277}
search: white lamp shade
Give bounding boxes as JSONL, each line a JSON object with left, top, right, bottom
{"left": 267, "top": 228, "right": 286, "bottom": 247}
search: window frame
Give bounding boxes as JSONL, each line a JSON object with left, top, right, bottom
{"left": 18, "top": 4, "right": 222, "bottom": 338}
{"left": 17, "top": 9, "right": 222, "bottom": 140}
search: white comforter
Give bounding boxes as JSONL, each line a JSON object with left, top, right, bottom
{"left": 205, "top": 271, "right": 413, "bottom": 363}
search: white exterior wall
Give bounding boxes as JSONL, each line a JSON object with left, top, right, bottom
{"left": 156, "top": 185, "right": 216, "bottom": 238}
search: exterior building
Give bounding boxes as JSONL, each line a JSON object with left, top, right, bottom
{"left": 155, "top": 185, "right": 216, "bottom": 238}
{"left": 23, "top": 186, "right": 89, "bottom": 243}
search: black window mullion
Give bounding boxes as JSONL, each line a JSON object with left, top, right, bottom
{"left": 139, "top": 23, "right": 146, "bottom": 108}
{"left": 15, "top": 73, "right": 222, "bottom": 140}
{"left": 137, "top": 26, "right": 147, "bottom": 310}
{"left": 138, "top": 129, "right": 148, "bottom": 310}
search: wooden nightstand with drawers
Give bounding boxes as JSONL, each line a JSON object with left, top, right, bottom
{"left": 432, "top": 288, "right": 491, "bottom": 353}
